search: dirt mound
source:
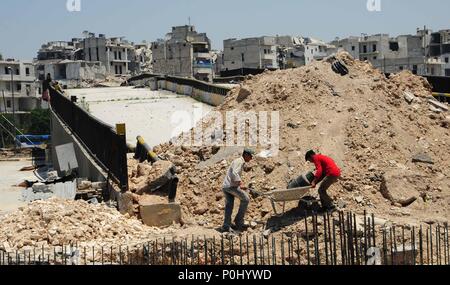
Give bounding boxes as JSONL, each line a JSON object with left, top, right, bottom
{"left": 142, "top": 52, "right": 450, "bottom": 228}
{"left": 0, "top": 198, "right": 171, "bottom": 251}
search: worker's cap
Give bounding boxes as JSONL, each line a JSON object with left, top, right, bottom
{"left": 243, "top": 148, "right": 256, "bottom": 157}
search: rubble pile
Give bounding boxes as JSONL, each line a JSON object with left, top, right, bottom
{"left": 0, "top": 198, "right": 171, "bottom": 251}
{"left": 147, "top": 51, "right": 449, "bottom": 227}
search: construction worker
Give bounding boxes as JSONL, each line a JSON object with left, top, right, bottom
{"left": 42, "top": 73, "right": 52, "bottom": 102}
{"left": 221, "top": 148, "right": 255, "bottom": 233}
{"left": 305, "top": 150, "right": 341, "bottom": 211}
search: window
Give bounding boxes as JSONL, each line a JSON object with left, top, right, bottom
{"left": 399, "top": 66, "right": 404, "bottom": 71}
{"left": 373, "top": 44, "right": 377, "bottom": 52}
{"left": 373, "top": 56, "right": 377, "bottom": 60}
{"left": 241, "top": 53, "right": 245, "bottom": 62}
{"left": 15, "top": 69, "right": 19, "bottom": 75}
{"left": 115, "top": 65, "right": 118, "bottom": 74}
{"left": 351, "top": 46, "right": 355, "bottom": 51}
{"left": 364, "top": 57, "right": 368, "bottom": 61}
{"left": 26, "top": 68, "right": 30, "bottom": 76}
{"left": 6, "top": 100, "right": 11, "bottom": 108}
{"left": 431, "top": 67, "right": 435, "bottom": 75}
{"left": 363, "top": 45, "right": 367, "bottom": 53}
{"left": 230, "top": 47, "right": 234, "bottom": 50}
{"left": 4, "top": 67, "right": 9, "bottom": 74}
{"left": 114, "top": 51, "right": 118, "bottom": 60}
{"left": 17, "top": 83, "right": 21, "bottom": 91}
{"left": 119, "top": 65, "right": 123, "bottom": 74}
{"left": 88, "top": 48, "right": 92, "bottom": 61}
{"left": 96, "top": 47, "right": 99, "bottom": 61}
{"left": 26, "top": 84, "right": 31, "bottom": 96}
{"left": 389, "top": 42, "right": 399, "bottom": 51}
{"left": 119, "top": 52, "right": 122, "bottom": 60}
{"left": 445, "top": 57, "right": 449, "bottom": 63}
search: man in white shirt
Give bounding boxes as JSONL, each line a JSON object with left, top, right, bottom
{"left": 221, "top": 148, "right": 255, "bottom": 232}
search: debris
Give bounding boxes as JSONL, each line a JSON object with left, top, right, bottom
{"left": 0, "top": 198, "right": 169, "bottom": 250}
{"left": 412, "top": 153, "right": 434, "bottom": 165}
{"left": 236, "top": 86, "right": 252, "bottom": 102}
{"left": 380, "top": 169, "right": 423, "bottom": 207}
{"left": 403, "top": 91, "right": 416, "bottom": 104}
{"left": 428, "top": 99, "right": 449, "bottom": 112}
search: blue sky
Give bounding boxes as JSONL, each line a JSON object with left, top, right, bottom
{"left": 1, "top": 0, "right": 449, "bottom": 60}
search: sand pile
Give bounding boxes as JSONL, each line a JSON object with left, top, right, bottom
{"left": 0, "top": 198, "right": 171, "bottom": 251}
{"left": 147, "top": 51, "right": 449, "bottom": 228}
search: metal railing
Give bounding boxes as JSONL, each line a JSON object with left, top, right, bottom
{"left": 1, "top": 211, "right": 448, "bottom": 266}
{"left": 49, "top": 87, "right": 128, "bottom": 190}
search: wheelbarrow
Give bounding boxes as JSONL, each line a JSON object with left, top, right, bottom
{"left": 250, "top": 186, "right": 314, "bottom": 216}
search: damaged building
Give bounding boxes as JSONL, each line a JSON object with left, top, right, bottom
{"left": 221, "top": 35, "right": 335, "bottom": 74}
{"left": 331, "top": 27, "right": 448, "bottom": 76}
{"left": 152, "top": 25, "right": 214, "bottom": 82}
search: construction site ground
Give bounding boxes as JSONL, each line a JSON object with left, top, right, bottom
{"left": 1, "top": 52, "right": 449, "bottom": 257}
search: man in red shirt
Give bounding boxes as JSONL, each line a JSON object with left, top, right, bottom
{"left": 305, "top": 150, "right": 341, "bottom": 211}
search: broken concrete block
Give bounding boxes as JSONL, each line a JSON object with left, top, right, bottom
{"left": 32, "top": 183, "right": 52, "bottom": 193}
{"left": 91, "top": 182, "right": 107, "bottom": 189}
{"left": 139, "top": 201, "right": 182, "bottom": 227}
{"left": 380, "top": 169, "right": 423, "bottom": 207}
{"left": 428, "top": 99, "right": 449, "bottom": 112}
{"left": 404, "top": 91, "right": 416, "bottom": 104}
{"left": 429, "top": 105, "right": 443, "bottom": 113}
{"left": 236, "top": 86, "right": 251, "bottom": 103}
{"left": 47, "top": 171, "right": 59, "bottom": 182}
{"left": 412, "top": 153, "right": 434, "bottom": 165}
{"left": 77, "top": 181, "right": 92, "bottom": 190}
{"left": 118, "top": 192, "right": 135, "bottom": 216}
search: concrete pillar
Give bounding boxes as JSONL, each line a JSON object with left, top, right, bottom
{"left": 125, "top": 48, "right": 128, "bottom": 74}
{"left": 106, "top": 47, "right": 111, "bottom": 74}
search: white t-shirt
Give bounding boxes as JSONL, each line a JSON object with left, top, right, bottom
{"left": 223, "top": 157, "right": 245, "bottom": 189}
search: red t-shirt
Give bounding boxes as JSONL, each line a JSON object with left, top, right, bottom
{"left": 312, "top": 154, "right": 341, "bottom": 181}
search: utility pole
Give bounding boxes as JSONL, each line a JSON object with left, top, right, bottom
{"left": 8, "top": 67, "right": 16, "bottom": 151}
{"left": 2, "top": 90, "right": 7, "bottom": 113}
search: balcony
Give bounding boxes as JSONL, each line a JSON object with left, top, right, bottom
{"left": 359, "top": 50, "right": 380, "bottom": 56}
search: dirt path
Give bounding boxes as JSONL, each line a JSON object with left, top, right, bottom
{"left": 0, "top": 160, "right": 32, "bottom": 216}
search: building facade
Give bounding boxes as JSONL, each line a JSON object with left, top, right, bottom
{"left": 222, "top": 36, "right": 279, "bottom": 71}
{"left": 0, "top": 59, "right": 39, "bottom": 113}
{"left": 83, "top": 34, "right": 135, "bottom": 76}
{"left": 221, "top": 36, "right": 335, "bottom": 72}
{"left": 152, "top": 25, "right": 214, "bottom": 82}
{"left": 331, "top": 28, "right": 448, "bottom": 76}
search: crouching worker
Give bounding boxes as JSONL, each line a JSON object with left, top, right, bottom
{"left": 220, "top": 148, "right": 255, "bottom": 233}
{"left": 305, "top": 150, "right": 341, "bottom": 211}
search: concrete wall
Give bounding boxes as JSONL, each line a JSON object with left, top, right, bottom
{"left": 156, "top": 79, "right": 225, "bottom": 106}
{"left": 152, "top": 42, "right": 194, "bottom": 78}
{"left": 50, "top": 110, "right": 107, "bottom": 183}
{"left": 65, "top": 62, "right": 106, "bottom": 80}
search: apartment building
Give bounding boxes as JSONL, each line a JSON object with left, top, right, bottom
{"left": 221, "top": 36, "right": 335, "bottom": 73}
{"left": 152, "top": 25, "right": 214, "bottom": 82}
{"left": 0, "top": 59, "right": 39, "bottom": 113}
{"left": 331, "top": 28, "right": 447, "bottom": 76}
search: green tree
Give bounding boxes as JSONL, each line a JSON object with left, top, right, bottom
{"left": 27, "top": 109, "right": 51, "bottom": 135}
